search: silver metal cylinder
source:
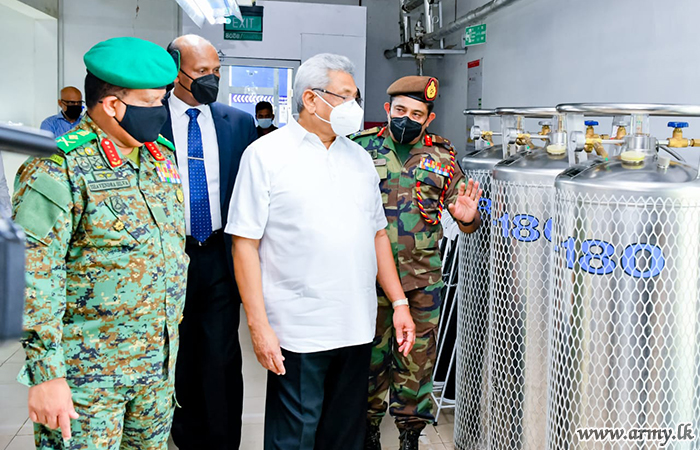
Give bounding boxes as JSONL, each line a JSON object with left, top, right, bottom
{"left": 456, "top": 141, "right": 502, "bottom": 450}
{"left": 487, "top": 148, "right": 569, "bottom": 450}
{"left": 547, "top": 155, "right": 700, "bottom": 450}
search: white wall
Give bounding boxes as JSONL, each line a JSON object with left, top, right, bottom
{"left": 417, "top": 0, "right": 700, "bottom": 160}
{"left": 363, "top": 0, "right": 420, "bottom": 124}
{"left": 0, "top": 1, "right": 57, "bottom": 193}
{"left": 61, "top": 0, "right": 180, "bottom": 90}
{"left": 182, "top": 1, "right": 368, "bottom": 108}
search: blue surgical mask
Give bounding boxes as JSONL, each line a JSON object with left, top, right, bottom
{"left": 257, "top": 118, "right": 273, "bottom": 129}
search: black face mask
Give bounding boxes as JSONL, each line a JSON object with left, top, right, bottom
{"left": 64, "top": 105, "right": 82, "bottom": 121}
{"left": 390, "top": 116, "right": 426, "bottom": 145}
{"left": 114, "top": 98, "right": 168, "bottom": 143}
{"left": 180, "top": 71, "right": 220, "bottom": 105}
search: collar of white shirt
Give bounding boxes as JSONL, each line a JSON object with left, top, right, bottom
{"left": 286, "top": 116, "right": 349, "bottom": 151}
{"left": 169, "top": 92, "right": 211, "bottom": 120}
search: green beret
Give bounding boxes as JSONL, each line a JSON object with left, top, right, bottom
{"left": 84, "top": 37, "right": 177, "bottom": 89}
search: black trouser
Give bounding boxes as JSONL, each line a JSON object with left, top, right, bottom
{"left": 171, "top": 231, "right": 243, "bottom": 450}
{"left": 264, "top": 342, "right": 372, "bottom": 450}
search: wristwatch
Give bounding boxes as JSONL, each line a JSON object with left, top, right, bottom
{"left": 458, "top": 218, "right": 475, "bottom": 227}
{"left": 392, "top": 298, "right": 409, "bottom": 309}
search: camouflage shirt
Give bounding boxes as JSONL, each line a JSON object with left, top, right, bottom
{"left": 12, "top": 115, "right": 188, "bottom": 388}
{"left": 352, "top": 127, "right": 465, "bottom": 292}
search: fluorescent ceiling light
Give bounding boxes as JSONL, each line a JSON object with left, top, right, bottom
{"left": 176, "top": 0, "right": 243, "bottom": 27}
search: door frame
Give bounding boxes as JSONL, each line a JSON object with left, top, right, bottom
{"left": 218, "top": 57, "right": 301, "bottom": 126}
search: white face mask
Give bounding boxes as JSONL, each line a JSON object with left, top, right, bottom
{"left": 314, "top": 91, "right": 364, "bottom": 136}
{"left": 257, "top": 118, "right": 273, "bottom": 129}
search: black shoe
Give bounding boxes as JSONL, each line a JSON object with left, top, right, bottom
{"left": 398, "top": 428, "right": 421, "bottom": 450}
{"left": 364, "top": 420, "right": 382, "bottom": 450}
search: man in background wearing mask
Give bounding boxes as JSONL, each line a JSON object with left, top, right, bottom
{"left": 13, "top": 37, "right": 187, "bottom": 448}
{"left": 161, "top": 34, "right": 257, "bottom": 450}
{"left": 255, "top": 101, "right": 278, "bottom": 139}
{"left": 351, "top": 76, "right": 482, "bottom": 450}
{"left": 227, "top": 53, "right": 415, "bottom": 450}
{"left": 39, "top": 86, "right": 84, "bottom": 137}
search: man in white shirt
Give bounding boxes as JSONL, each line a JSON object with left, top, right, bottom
{"left": 227, "top": 53, "right": 415, "bottom": 450}
{"left": 161, "top": 34, "right": 257, "bottom": 450}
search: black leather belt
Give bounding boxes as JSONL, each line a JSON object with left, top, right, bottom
{"left": 186, "top": 229, "right": 223, "bottom": 247}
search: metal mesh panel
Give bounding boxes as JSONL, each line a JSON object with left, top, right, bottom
{"left": 455, "top": 168, "right": 493, "bottom": 450}
{"left": 546, "top": 190, "right": 700, "bottom": 450}
{"left": 488, "top": 177, "right": 555, "bottom": 450}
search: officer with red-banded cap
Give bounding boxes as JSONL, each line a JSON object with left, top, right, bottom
{"left": 12, "top": 37, "right": 188, "bottom": 448}
{"left": 351, "top": 76, "right": 482, "bottom": 450}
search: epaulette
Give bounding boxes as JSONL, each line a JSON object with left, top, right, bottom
{"left": 156, "top": 134, "right": 175, "bottom": 152}
{"left": 431, "top": 134, "right": 454, "bottom": 149}
{"left": 349, "top": 126, "right": 383, "bottom": 140}
{"left": 55, "top": 129, "right": 97, "bottom": 154}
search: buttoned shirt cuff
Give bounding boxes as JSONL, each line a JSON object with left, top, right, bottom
{"left": 17, "top": 349, "right": 66, "bottom": 387}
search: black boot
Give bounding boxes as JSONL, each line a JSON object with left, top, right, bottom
{"left": 398, "top": 428, "right": 421, "bottom": 450}
{"left": 364, "top": 420, "right": 382, "bottom": 450}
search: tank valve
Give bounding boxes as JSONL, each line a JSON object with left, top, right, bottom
{"left": 613, "top": 118, "right": 629, "bottom": 140}
{"left": 666, "top": 122, "right": 700, "bottom": 147}
{"left": 584, "top": 120, "right": 601, "bottom": 153}
{"left": 538, "top": 120, "right": 552, "bottom": 136}
{"left": 657, "top": 156, "right": 671, "bottom": 170}
{"left": 470, "top": 126, "right": 500, "bottom": 143}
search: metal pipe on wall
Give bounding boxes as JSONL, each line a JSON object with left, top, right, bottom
{"left": 422, "top": 0, "right": 522, "bottom": 45}
{"left": 402, "top": 0, "right": 432, "bottom": 13}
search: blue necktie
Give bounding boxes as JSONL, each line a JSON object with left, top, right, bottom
{"left": 186, "top": 108, "right": 213, "bottom": 243}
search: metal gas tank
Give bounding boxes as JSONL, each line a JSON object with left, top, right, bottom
{"left": 487, "top": 147, "right": 571, "bottom": 450}
{"left": 547, "top": 154, "right": 700, "bottom": 450}
{"left": 455, "top": 142, "right": 502, "bottom": 450}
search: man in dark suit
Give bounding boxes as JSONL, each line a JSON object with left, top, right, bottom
{"left": 161, "top": 34, "right": 257, "bottom": 450}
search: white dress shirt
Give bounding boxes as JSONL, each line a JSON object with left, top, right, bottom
{"left": 225, "top": 119, "right": 388, "bottom": 353}
{"left": 169, "top": 93, "right": 222, "bottom": 235}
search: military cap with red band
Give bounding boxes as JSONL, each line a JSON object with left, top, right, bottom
{"left": 386, "top": 76, "right": 439, "bottom": 103}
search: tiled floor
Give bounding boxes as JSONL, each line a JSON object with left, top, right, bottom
{"left": 0, "top": 309, "right": 455, "bottom": 449}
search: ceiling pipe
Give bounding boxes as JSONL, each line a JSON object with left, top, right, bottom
{"left": 421, "top": 0, "right": 522, "bottom": 45}
{"left": 402, "top": 0, "right": 432, "bottom": 13}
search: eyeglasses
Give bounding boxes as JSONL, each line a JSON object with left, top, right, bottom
{"left": 312, "top": 88, "right": 362, "bottom": 107}
{"left": 60, "top": 100, "right": 85, "bottom": 106}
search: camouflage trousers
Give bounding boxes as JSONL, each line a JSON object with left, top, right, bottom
{"left": 368, "top": 282, "right": 442, "bottom": 431}
{"left": 34, "top": 377, "right": 174, "bottom": 450}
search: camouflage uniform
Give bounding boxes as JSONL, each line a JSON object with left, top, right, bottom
{"left": 12, "top": 115, "right": 188, "bottom": 449}
{"left": 351, "top": 127, "right": 465, "bottom": 431}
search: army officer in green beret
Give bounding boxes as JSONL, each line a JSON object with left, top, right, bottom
{"left": 12, "top": 37, "right": 188, "bottom": 449}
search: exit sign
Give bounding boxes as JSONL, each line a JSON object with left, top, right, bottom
{"left": 464, "top": 24, "right": 486, "bottom": 47}
{"left": 224, "top": 6, "right": 264, "bottom": 41}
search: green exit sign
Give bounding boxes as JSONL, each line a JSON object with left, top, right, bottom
{"left": 224, "top": 6, "right": 263, "bottom": 41}
{"left": 464, "top": 24, "right": 486, "bottom": 47}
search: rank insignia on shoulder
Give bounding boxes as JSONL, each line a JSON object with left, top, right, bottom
{"left": 431, "top": 134, "right": 453, "bottom": 149}
{"left": 145, "top": 142, "right": 166, "bottom": 161}
{"left": 349, "top": 126, "right": 383, "bottom": 140}
{"left": 101, "top": 139, "right": 122, "bottom": 167}
{"left": 56, "top": 130, "right": 97, "bottom": 154}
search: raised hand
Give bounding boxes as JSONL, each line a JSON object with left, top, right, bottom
{"left": 448, "top": 178, "right": 482, "bottom": 224}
